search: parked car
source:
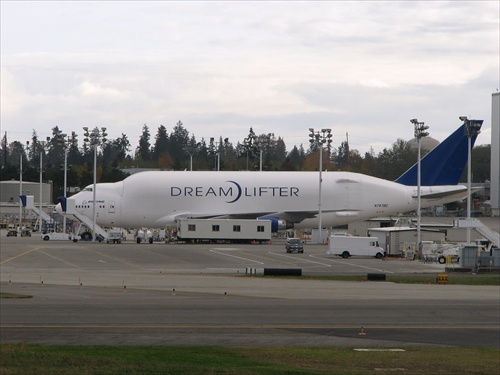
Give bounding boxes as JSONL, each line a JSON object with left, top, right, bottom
{"left": 285, "top": 238, "right": 304, "bottom": 253}
{"left": 7, "top": 230, "right": 17, "bottom": 237}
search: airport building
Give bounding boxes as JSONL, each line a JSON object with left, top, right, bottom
{"left": 491, "top": 92, "right": 500, "bottom": 216}
{"left": 0, "top": 180, "right": 52, "bottom": 205}
{"left": 0, "top": 180, "right": 53, "bottom": 224}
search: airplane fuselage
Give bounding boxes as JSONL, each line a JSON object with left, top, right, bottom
{"left": 60, "top": 171, "right": 467, "bottom": 229}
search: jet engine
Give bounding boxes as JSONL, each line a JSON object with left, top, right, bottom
{"left": 258, "top": 216, "right": 294, "bottom": 233}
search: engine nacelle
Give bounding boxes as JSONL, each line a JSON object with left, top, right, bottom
{"left": 258, "top": 216, "right": 294, "bottom": 233}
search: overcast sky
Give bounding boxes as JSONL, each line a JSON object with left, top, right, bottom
{"left": 1, "top": 1, "right": 499, "bottom": 156}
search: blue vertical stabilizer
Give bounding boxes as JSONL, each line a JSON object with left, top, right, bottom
{"left": 395, "top": 121, "right": 483, "bottom": 186}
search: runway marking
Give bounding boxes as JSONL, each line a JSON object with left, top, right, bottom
{"left": 309, "top": 255, "right": 395, "bottom": 274}
{"left": 84, "top": 248, "right": 148, "bottom": 270}
{"left": 209, "top": 249, "right": 264, "bottom": 265}
{"left": 1, "top": 325, "right": 499, "bottom": 330}
{"left": 0, "top": 247, "right": 44, "bottom": 265}
{"left": 268, "top": 252, "right": 332, "bottom": 267}
{"left": 36, "top": 249, "right": 81, "bottom": 268}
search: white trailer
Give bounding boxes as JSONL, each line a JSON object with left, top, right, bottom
{"left": 177, "top": 218, "right": 271, "bottom": 244}
{"left": 327, "top": 235, "right": 384, "bottom": 259}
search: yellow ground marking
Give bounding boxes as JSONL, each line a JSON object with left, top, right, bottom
{"left": 0, "top": 247, "right": 43, "bottom": 265}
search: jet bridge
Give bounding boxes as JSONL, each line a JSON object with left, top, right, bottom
{"left": 59, "top": 197, "right": 109, "bottom": 241}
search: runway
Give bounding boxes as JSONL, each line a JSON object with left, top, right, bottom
{"left": 1, "top": 235, "right": 499, "bottom": 348}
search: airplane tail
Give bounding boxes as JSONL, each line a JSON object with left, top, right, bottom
{"left": 395, "top": 120, "right": 483, "bottom": 186}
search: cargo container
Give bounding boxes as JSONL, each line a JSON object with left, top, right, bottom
{"left": 176, "top": 218, "right": 271, "bottom": 244}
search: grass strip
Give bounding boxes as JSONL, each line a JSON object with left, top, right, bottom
{"left": 258, "top": 274, "right": 500, "bottom": 285}
{"left": 1, "top": 345, "right": 499, "bottom": 374}
{"left": 0, "top": 293, "right": 32, "bottom": 299}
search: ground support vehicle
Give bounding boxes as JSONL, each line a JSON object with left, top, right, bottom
{"left": 107, "top": 229, "right": 125, "bottom": 244}
{"left": 7, "top": 230, "right": 17, "bottom": 237}
{"left": 135, "top": 228, "right": 153, "bottom": 244}
{"left": 436, "top": 244, "right": 461, "bottom": 264}
{"left": 327, "top": 235, "right": 384, "bottom": 259}
{"left": 285, "top": 238, "right": 304, "bottom": 253}
{"left": 41, "top": 232, "right": 80, "bottom": 241}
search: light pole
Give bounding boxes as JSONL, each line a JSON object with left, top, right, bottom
{"left": 460, "top": 116, "right": 482, "bottom": 244}
{"left": 254, "top": 133, "right": 273, "bottom": 171}
{"left": 184, "top": 142, "right": 200, "bottom": 171}
{"left": 410, "top": 118, "right": 429, "bottom": 259}
{"left": 19, "top": 145, "right": 25, "bottom": 232}
{"left": 309, "top": 128, "right": 332, "bottom": 244}
{"left": 19, "top": 141, "right": 29, "bottom": 233}
{"left": 19, "top": 150, "right": 23, "bottom": 232}
{"left": 38, "top": 137, "right": 50, "bottom": 232}
{"left": 210, "top": 137, "right": 228, "bottom": 171}
{"left": 83, "top": 127, "right": 107, "bottom": 242}
{"left": 57, "top": 134, "right": 69, "bottom": 234}
{"left": 243, "top": 138, "right": 250, "bottom": 170}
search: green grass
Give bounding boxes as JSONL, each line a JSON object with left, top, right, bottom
{"left": 260, "top": 274, "right": 500, "bottom": 286}
{"left": 0, "top": 293, "right": 32, "bottom": 299}
{"left": 1, "top": 345, "right": 498, "bottom": 374}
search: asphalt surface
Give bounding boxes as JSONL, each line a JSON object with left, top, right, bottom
{"left": 1, "top": 235, "right": 499, "bottom": 348}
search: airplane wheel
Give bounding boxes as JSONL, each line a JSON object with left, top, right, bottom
{"left": 341, "top": 251, "right": 350, "bottom": 259}
{"left": 81, "top": 232, "right": 92, "bottom": 240}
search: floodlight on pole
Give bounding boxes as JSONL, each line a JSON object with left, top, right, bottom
{"left": 83, "top": 127, "right": 108, "bottom": 242}
{"left": 210, "top": 137, "right": 228, "bottom": 171}
{"left": 308, "top": 128, "right": 332, "bottom": 244}
{"left": 38, "top": 137, "right": 50, "bottom": 233}
{"left": 184, "top": 142, "right": 200, "bottom": 171}
{"left": 57, "top": 133, "right": 69, "bottom": 234}
{"left": 410, "top": 118, "right": 429, "bottom": 259}
{"left": 252, "top": 134, "right": 272, "bottom": 171}
{"left": 19, "top": 143, "right": 28, "bottom": 233}
{"left": 461, "top": 116, "right": 481, "bottom": 244}
{"left": 19, "top": 142, "right": 29, "bottom": 233}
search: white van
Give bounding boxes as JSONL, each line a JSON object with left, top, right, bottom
{"left": 327, "top": 235, "right": 384, "bottom": 259}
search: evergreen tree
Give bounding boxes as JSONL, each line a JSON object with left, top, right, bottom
{"left": 470, "top": 144, "right": 491, "bottom": 183}
{"left": 152, "top": 125, "right": 170, "bottom": 163}
{"left": 136, "top": 124, "right": 152, "bottom": 164}
{"left": 334, "top": 141, "right": 349, "bottom": 171}
{"left": 287, "top": 145, "right": 302, "bottom": 170}
{"left": 169, "top": 121, "right": 190, "bottom": 169}
{"left": 0, "top": 132, "right": 8, "bottom": 169}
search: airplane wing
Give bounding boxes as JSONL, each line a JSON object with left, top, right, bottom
{"left": 417, "top": 186, "right": 481, "bottom": 200}
{"left": 174, "top": 209, "right": 361, "bottom": 224}
{"left": 186, "top": 212, "right": 311, "bottom": 223}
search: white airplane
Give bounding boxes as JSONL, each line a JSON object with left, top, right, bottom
{"left": 56, "top": 121, "right": 482, "bottom": 232}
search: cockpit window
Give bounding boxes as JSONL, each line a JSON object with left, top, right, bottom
{"left": 83, "top": 187, "right": 93, "bottom": 192}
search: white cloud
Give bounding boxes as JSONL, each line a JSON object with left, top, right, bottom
{"left": 1, "top": 1, "right": 498, "bottom": 155}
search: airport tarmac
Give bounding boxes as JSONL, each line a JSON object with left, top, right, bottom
{"left": 1, "top": 235, "right": 499, "bottom": 348}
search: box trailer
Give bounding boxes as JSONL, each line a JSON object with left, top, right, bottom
{"left": 177, "top": 218, "right": 271, "bottom": 244}
{"left": 327, "top": 235, "right": 384, "bottom": 259}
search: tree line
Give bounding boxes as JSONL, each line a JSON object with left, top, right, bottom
{"left": 0, "top": 121, "right": 491, "bottom": 203}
